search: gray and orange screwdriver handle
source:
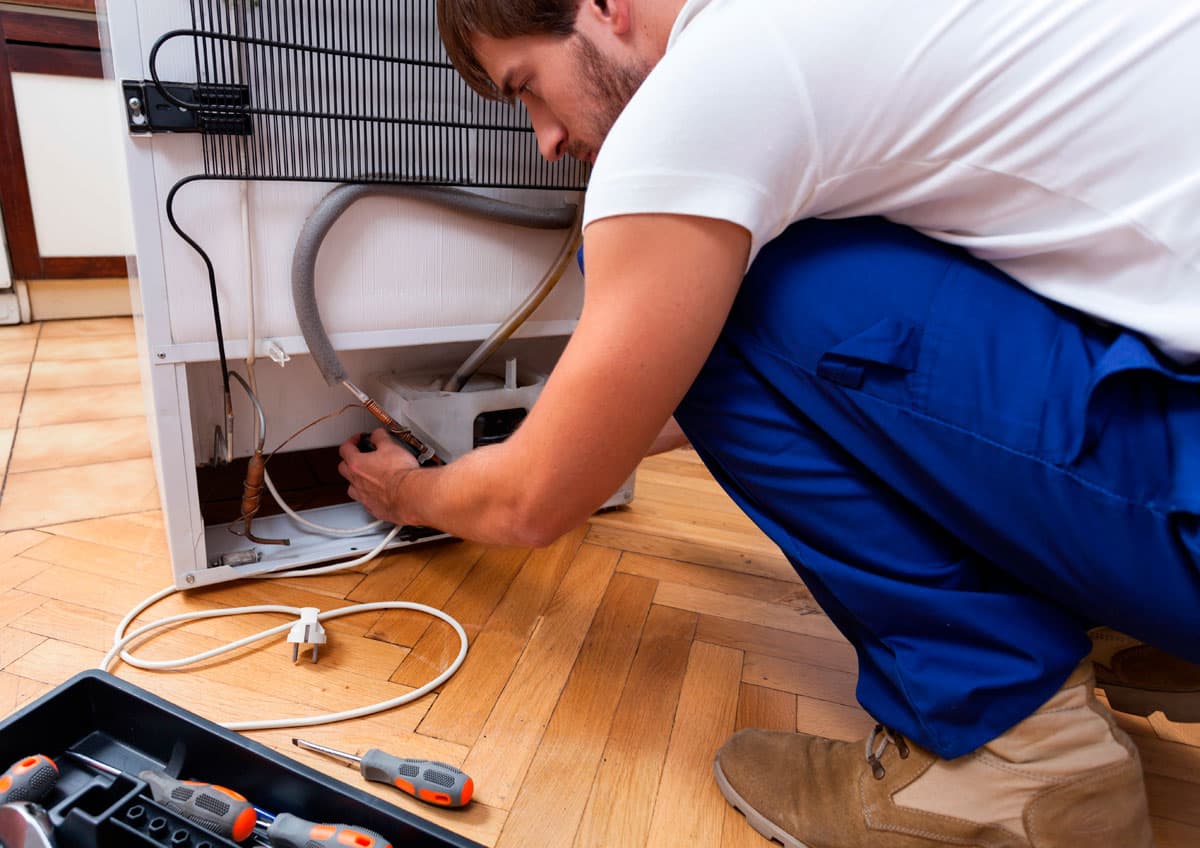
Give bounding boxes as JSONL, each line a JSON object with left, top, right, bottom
{"left": 139, "top": 769, "right": 259, "bottom": 842}
{"left": 0, "top": 754, "right": 57, "bottom": 804}
{"left": 265, "top": 812, "right": 391, "bottom": 848}
{"left": 292, "top": 739, "right": 473, "bottom": 808}
{"left": 361, "top": 749, "right": 473, "bottom": 808}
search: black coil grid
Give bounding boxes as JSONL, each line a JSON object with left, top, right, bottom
{"left": 165, "top": 0, "right": 588, "bottom": 189}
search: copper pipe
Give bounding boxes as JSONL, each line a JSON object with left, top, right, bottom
{"left": 362, "top": 398, "right": 445, "bottom": 466}
{"left": 237, "top": 449, "right": 290, "bottom": 546}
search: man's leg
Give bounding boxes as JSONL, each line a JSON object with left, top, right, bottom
{"left": 674, "top": 217, "right": 1199, "bottom": 845}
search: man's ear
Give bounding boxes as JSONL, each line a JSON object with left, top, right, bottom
{"left": 578, "top": 0, "right": 634, "bottom": 36}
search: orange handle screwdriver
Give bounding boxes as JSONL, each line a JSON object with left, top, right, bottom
{"left": 0, "top": 754, "right": 57, "bottom": 804}
{"left": 139, "top": 769, "right": 259, "bottom": 842}
{"left": 265, "top": 812, "right": 391, "bottom": 848}
{"left": 292, "top": 739, "right": 473, "bottom": 808}
{"left": 69, "top": 752, "right": 258, "bottom": 842}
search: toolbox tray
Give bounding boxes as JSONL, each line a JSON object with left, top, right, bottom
{"left": 0, "top": 670, "right": 483, "bottom": 848}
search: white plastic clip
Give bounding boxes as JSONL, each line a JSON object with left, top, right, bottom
{"left": 264, "top": 340, "right": 291, "bottom": 367}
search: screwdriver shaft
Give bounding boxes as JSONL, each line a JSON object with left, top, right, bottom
{"left": 65, "top": 750, "right": 122, "bottom": 776}
{"left": 290, "top": 738, "right": 362, "bottom": 766}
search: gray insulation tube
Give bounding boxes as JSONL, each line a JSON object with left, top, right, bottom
{"left": 292, "top": 183, "right": 577, "bottom": 386}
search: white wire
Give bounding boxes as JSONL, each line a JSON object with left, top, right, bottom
{"left": 263, "top": 466, "right": 385, "bottom": 537}
{"left": 100, "top": 525, "right": 465, "bottom": 731}
{"left": 103, "top": 526, "right": 401, "bottom": 666}
{"left": 258, "top": 525, "right": 401, "bottom": 577}
{"left": 225, "top": 602, "right": 467, "bottom": 732}
{"left": 103, "top": 605, "right": 298, "bottom": 671}
{"left": 241, "top": 182, "right": 257, "bottom": 377}
{"left": 101, "top": 594, "right": 466, "bottom": 732}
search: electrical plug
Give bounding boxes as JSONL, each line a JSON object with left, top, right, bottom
{"left": 287, "top": 607, "right": 326, "bottom": 664}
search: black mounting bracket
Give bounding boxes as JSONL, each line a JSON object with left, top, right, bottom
{"left": 123, "top": 80, "right": 252, "bottom": 136}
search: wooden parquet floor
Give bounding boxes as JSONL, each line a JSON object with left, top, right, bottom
{"left": 0, "top": 318, "right": 1196, "bottom": 846}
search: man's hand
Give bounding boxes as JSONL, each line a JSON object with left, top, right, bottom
{"left": 337, "top": 428, "right": 420, "bottom": 523}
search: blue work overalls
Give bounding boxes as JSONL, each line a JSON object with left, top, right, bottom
{"left": 672, "top": 217, "right": 1200, "bottom": 759}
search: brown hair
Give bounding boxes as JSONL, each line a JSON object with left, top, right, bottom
{"left": 437, "top": 0, "right": 581, "bottom": 99}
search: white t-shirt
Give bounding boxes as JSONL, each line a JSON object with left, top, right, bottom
{"left": 583, "top": 0, "right": 1200, "bottom": 361}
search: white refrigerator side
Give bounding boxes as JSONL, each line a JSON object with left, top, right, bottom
{"left": 102, "top": 0, "right": 210, "bottom": 581}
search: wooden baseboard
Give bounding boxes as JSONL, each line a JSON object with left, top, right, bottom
{"left": 23, "top": 276, "right": 131, "bottom": 320}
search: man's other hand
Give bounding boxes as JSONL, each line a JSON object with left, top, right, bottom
{"left": 337, "top": 428, "right": 419, "bottom": 523}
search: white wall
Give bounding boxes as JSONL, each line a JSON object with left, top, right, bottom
{"left": 10, "top": 72, "right": 135, "bottom": 258}
{"left": 0, "top": 206, "right": 11, "bottom": 289}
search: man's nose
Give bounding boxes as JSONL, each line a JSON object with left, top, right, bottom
{"left": 525, "top": 100, "right": 567, "bottom": 162}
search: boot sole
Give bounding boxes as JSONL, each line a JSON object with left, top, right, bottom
{"left": 714, "top": 760, "right": 810, "bottom": 848}
{"left": 1099, "top": 683, "right": 1200, "bottom": 722}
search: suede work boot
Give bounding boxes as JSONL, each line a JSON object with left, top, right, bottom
{"left": 714, "top": 664, "right": 1153, "bottom": 847}
{"left": 1089, "top": 627, "right": 1200, "bottom": 722}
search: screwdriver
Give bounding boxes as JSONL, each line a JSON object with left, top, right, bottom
{"left": 257, "top": 810, "right": 392, "bottom": 848}
{"left": 68, "top": 751, "right": 258, "bottom": 842}
{"left": 140, "top": 770, "right": 259, "bottom": 842}
{"left": 291, "top": 739, "right": 474, "bottom": 808}
{"left": 0, "top": 755, "right": 57, "bottom": 804}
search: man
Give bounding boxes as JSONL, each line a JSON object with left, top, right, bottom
{"left": 339, "top": 1, "right": 1200, "bottom": 844}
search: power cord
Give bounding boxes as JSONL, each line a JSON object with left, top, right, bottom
{"left": 262, "top": 468, "right": 383, "bottom": 538}
{"left": 99, "top": 525, "right": 468, "bottom": 731}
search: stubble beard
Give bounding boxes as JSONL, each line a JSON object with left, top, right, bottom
{"left": 571, "top": 33, "right": 650, "bottom": 160}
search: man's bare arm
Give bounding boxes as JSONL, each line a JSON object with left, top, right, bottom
{"left": 339, "top": 213, "right": 749, "bottom": 545}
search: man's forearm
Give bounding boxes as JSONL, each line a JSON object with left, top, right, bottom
{"left": 393, "top": 417, "right": 685, "bottom": 545}
{"left": 390, "top": 443, "right": 572, "bottom": 547}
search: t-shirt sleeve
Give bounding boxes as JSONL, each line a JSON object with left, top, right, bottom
{"left": 582, "top": 1, "right": 822, "bottom": 266}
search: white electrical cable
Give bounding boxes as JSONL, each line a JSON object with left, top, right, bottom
{"left": 227, "top": 601, "right": 466, "bottom": 732}
{"left": 103, "top": 527, "right": 403, "bottom": 671}
{"left": 101, "top": 598, "right": 299, "bottom": 671}
{"left": 259, "top": 525, "right": 400, "bottom": 577}
{"left": 262, "top": 466, "right": 384, "bottom": 537}
{"left": 242, "top": 181, "right": 257, "bottom": 376}
{"left": 102, "top": 598, "right": 467, "bottom": 732}
{"left": 100, "top": 525, "right": 467, "bottom": 731}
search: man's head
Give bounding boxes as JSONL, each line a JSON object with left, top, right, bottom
{"left": 437, "top": 0, "right": 659, "bottom": 163}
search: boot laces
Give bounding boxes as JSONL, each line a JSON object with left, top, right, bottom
{"left": 864, "top": 723, "right": 910, "bottom": 780}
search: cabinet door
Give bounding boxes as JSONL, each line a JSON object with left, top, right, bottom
{"left": 0, "top": 5, "right": 132, "bottom": 282}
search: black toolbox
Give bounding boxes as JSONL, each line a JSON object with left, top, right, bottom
{"left": 0, "top": 670, "right": 484, "bottom": 848}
